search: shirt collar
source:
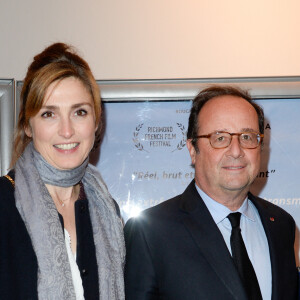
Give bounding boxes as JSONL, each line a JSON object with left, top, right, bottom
{"left": 195, "top": 184, "right": 256, "bottom": 224}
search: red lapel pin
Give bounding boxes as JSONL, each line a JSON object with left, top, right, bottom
{"left": 270, "top": 217, "right": 275, "bottom": 222}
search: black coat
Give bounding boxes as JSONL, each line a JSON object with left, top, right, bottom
{"left": 124, "top": 180, "right": 299, "bottom": 300}
{"left": 0, "top": 171, "right": 100, "bottom": 299}
{"left": 0, "top": 172, "right": 38, "bottom": 299}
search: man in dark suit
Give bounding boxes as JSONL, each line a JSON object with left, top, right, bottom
{"left": 124, "top": 85, "right": 299, "bottom": 300}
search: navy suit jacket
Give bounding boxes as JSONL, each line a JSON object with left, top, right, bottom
{"left": 124, "top": 180, "right": 298, "bottom": 300}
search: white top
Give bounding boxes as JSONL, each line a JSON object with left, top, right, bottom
{"left": 64, "top": 228, "right": 85, "bottom": 300}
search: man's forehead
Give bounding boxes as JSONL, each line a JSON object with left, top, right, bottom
{"left": 197, "top": 95, "right": 259, "bottom": 131}
{"left": 203, "top": 94, "right": 249, "bottom": 107}
{"left": 200, "top": 95, "right": 256, "bottom": 114}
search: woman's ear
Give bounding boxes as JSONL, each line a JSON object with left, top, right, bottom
{"left": 24, "top": 125, "right": 32, "bottom": 138}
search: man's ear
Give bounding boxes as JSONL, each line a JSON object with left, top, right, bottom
{"left": 187, "top": 139, "right": 197, "bottom": 165}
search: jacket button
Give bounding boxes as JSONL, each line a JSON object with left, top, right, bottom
{"left": 80, "top": 204, "right": 86, "bottom": 213}
{"left": 81, "top": 268, "right": 88, "bottom": 276}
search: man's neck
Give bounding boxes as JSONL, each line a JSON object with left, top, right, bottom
{"left": 195, "top": 182, "right": 249, "bottom": 211}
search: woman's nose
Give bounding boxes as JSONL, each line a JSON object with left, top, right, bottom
{"left": 58, "top": 117, "right": 75, "bottom": 138}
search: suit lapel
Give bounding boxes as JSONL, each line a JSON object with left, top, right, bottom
{"left": 179, "top": 181, "right": 248, "bottom": 300}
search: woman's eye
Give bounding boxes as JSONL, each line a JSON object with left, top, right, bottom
{"left": 75, "top": 109, "right": 87, "bottom": 116}
{"left": 41, "top": 111, "right": 54, "bottom": 118}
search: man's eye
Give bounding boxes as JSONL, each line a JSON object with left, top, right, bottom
{"left": 75, "top": 109, "right": 87, "bottom": 116}
{"left": 242, "top": 134, "right": 252, "bottom": 141}
{"left": 41, "top": 111, "right": 54, "bottom": 118}
{"left": 217, "top": 136, "right": 225, "bottom": 142}
{"left": 213, "top": 134, "right": 228, "bottom": 143}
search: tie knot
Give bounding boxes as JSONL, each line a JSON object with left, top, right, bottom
{"left": 227, "top": 212, "right": 241, "bottom": 228}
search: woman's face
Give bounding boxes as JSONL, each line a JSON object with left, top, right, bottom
{"left": 25, "top": 77, "right": 97, "bottom": 170}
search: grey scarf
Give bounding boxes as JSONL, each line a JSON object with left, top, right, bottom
{"left": 15, "top": 142, "right": 125, "bottom": 300}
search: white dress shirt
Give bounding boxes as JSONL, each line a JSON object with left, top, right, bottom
{"left": 196, "top": 185, "right": 272, "bottom": 300}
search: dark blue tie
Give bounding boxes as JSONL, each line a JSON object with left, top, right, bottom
{"left": 227, "top": 212, "right": 263, "bottom": 300}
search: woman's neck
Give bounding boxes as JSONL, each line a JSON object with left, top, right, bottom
{"left": 46, "top": 183, "right": 80, "bottom": 208}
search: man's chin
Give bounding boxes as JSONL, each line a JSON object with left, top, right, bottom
{"left": 221, "top": 181, "right": 251, "bottom": 193}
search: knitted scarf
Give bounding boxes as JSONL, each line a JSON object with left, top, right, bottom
{"left": 15, "top": 142, "right": 125, "bottom": 300}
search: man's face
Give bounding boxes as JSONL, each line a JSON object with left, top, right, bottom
{"left": 187, "top": 95, "right": 261, "bottom": 201}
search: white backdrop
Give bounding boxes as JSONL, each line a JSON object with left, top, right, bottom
{"left": 1, "top": 0, "right": 300, "bottom": 80}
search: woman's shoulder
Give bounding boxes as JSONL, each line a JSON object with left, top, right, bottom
{"left": 0, "top": 170, "right": 16, "bottom": 208}
{"left": 112, "top": 199, "right": 121, "bottom": 218}
{"left": 0, "top": 169, "right": 15, "bottom": 187}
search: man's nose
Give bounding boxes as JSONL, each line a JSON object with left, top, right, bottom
{"left": 225, "top": 135, "right": 245, "bottom": 158}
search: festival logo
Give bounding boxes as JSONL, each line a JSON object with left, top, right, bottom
{"left": 133, "top": 123, "right": 186, "bottom": 152}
